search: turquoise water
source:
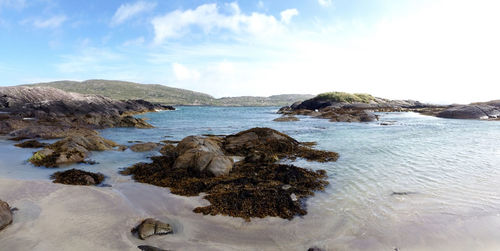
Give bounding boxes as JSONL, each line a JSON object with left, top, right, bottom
{"left": 2, "top": 106, "right": 500, "bottom": 249}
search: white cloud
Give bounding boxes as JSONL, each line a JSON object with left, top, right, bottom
{"left": 172, "top": 63, "right": 200, "bottom": 81}
{"left": 151, "top": 2, "right": 290, "bottom": 44}
{"left": 318, "top": 0, "right": 332, "bottom": 7}
{"left": 111, "top": 1, "right": 156, "bottom": 26}
{"left": 280, "top": 9, "right": 298, "bottom": 24}
{"left": 32, "top": 15, "right": 66, "bottom": 28}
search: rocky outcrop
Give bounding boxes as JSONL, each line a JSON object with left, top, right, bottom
{"left": 132, "top": 218, "right": 173, "bottom": 240}
{"left": 121, "top": 128, "right": 336, "bottom": 220}
{"left": 437, "top": 104, "right": 500, "bottom": 120}
{"left": 0, "top": 86, "right": 174, "bottom": 137}
{"left": 50, "top": 169, "right": 105, "bottom": 185}
{"left": 279, "top": 94, "right": 445, "bottom": 123}
{"left": 0, "top": 86, "right": 173, "bottom": 118}
{"left": 0, "top": 200, "right": 13, "bottom": 231}
{"left": 0, "top": 86, "right": 176, "bottom": 167}
{"left": 29, "top": 134, "right": 118, "bottom": 167}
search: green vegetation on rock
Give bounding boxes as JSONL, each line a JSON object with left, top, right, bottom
{"left": 314, "top": 92, "right": 375, "bottom": 103}
{"left": 26, "top": 80, "right": 313, "bottom": 106}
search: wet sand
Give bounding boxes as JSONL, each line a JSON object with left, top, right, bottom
{"left": 2, "top": 177, "right": 500, "bottom": 251}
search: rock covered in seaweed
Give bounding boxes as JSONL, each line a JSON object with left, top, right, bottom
{"left": 130, "top": 142, "right": 161, "bottom": 152}
{"left": 29, "top": 134, "right": 118, "bottom": 167}
{"left": 0, "top": 200, "right": 13, "bottom": 231}
{"left": 121, "top": 128, "right": 336, "bottom": 221}
{"left": 132, "top": 218, "right": 173, "bottom": 240}
{"left": 14, "top": 139, "right": 47, "bottom": 148}
{"left": 50, "top": 169, "right": 105, "bottom": 185}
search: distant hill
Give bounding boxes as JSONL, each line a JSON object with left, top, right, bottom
{"left": 26, "top": 80, "right": 313, "bottom": 106}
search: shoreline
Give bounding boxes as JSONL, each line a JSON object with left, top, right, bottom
{"left": 2, "top": 176, "right": 500, "bottom": 251}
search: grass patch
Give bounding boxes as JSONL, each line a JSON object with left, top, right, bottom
{"left": 314, "top": 92, "right": 375, "bottom": 103}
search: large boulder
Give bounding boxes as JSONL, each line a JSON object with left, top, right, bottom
{"left": 0, "top": 200, "right": 13, "bottom": 231}
{"left": 437, "top": 105, "right": 500, "bottom": 119}
{"left": 173, "top": 136, "right": 233, "bottom": 177}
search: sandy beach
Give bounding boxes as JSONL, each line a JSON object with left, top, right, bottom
{"left": 2, "top": 176, "right": 500, "bottom": 251}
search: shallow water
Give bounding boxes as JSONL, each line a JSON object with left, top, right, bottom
{"left": 1, "top": 107, "right": 500, "bottom": 250}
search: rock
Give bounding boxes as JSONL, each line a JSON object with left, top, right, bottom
{"left": 172, "top": 136, "right": 233, "bottom": 177}
{"left": 437, "top": 105, "right": 500, "bottom": 119}
{"left": 224, "top": 128, "right": 338, "bottom": 163}
{"left": 159, "top": 144, "right": 176, "bottom": 156}
{"left": 29, "top": 135, "right": 118, "bottom": 167}
{"left": 130, "top": 142, "right": 160, "bottom": 152}
{"left": 14, "top": 139, "right": 47, "bottom": 148}
{"left": 137, "top": 245, "right": 169, "bottom": 251}
{"left": 175, "top": 136, "right": 223, "bottom": 155}
{"left": 359, "top": 110, "right": 378, "bottom": 122}
{"left": 50, "top": 169, "right": 105, "bottom": 185}
{"left": 0, "top": 200, "right": 13, "bottom": 231}
{"left": 308, "top": 247, "right": 325, "bottom": 251}
{"left": 273, "top": 116, "right": 299, "bottom": 122}
{"left": 122, "top": 128, "right": 334, "bottom": 221}
{"left": 132, "top": 218, "right": 173, "bottom": 240}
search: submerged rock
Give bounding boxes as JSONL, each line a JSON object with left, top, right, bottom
{"left": 130, "top": 142, "right": 160, "bottom": 152}
{"left": 51, "top": 169, "right": 105, "bottom": 186}
{"left": 137, "top": 245, "right": 169, "bottom": 251}
{"left": 0, "top": 200, "right": 13, "bottom": 231}
{"left": 121, "top": 128, "right": 335, "bottom": 221}
{"left": 132, "top": 218, "right": 173, "bottom": 240}
{"left": 273, "top": 116, "right": 299, "bottom": 122}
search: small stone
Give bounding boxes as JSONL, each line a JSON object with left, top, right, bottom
{"left": 132, "top": 218, "right": 173, "bottom": 240}
{"left": 282, "top": 184, "right": 291, "bottom": 190}
{"left": 290, "top": 193, "right": 298, "bottom": 201}
{"left": 0, "top": 200, "right": 13, "bottom": 231}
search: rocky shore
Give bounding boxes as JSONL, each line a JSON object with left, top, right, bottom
{"left": 121, "top": 128, "right": 337, "bottom": 221}
{"left": 0, "top": 86, "right": 174, "bottom": 167}
{"left": 277, "top": 92, "right": 500, "bottom": 122}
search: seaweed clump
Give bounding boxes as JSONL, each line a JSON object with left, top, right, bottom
{"left": 51, "top": 168, "right": 105, "bottom": 185}
{"left": 121, "top": 128, "right": 336, "bottom": 221}
{"left": 14, "top": 140, "right": 48, "bottom": 148}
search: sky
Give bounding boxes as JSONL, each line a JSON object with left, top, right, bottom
{"left": 0, "top": 0, "right": 499, "bottom": 104}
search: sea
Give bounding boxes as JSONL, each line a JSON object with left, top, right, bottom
{"left": 1, "top": 106, "right": 500, "bottom": 250}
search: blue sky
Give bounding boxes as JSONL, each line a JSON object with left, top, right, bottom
{"left": 0, "top": 0, "right": 499, "bottom": 103}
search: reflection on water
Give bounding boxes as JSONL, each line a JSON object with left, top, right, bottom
{"left": 1, "top": 107, "right": 500, "bottom": 250}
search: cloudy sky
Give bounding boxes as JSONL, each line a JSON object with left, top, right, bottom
{"left": 0, "top": 0, "right": 499, "bottom": 103}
